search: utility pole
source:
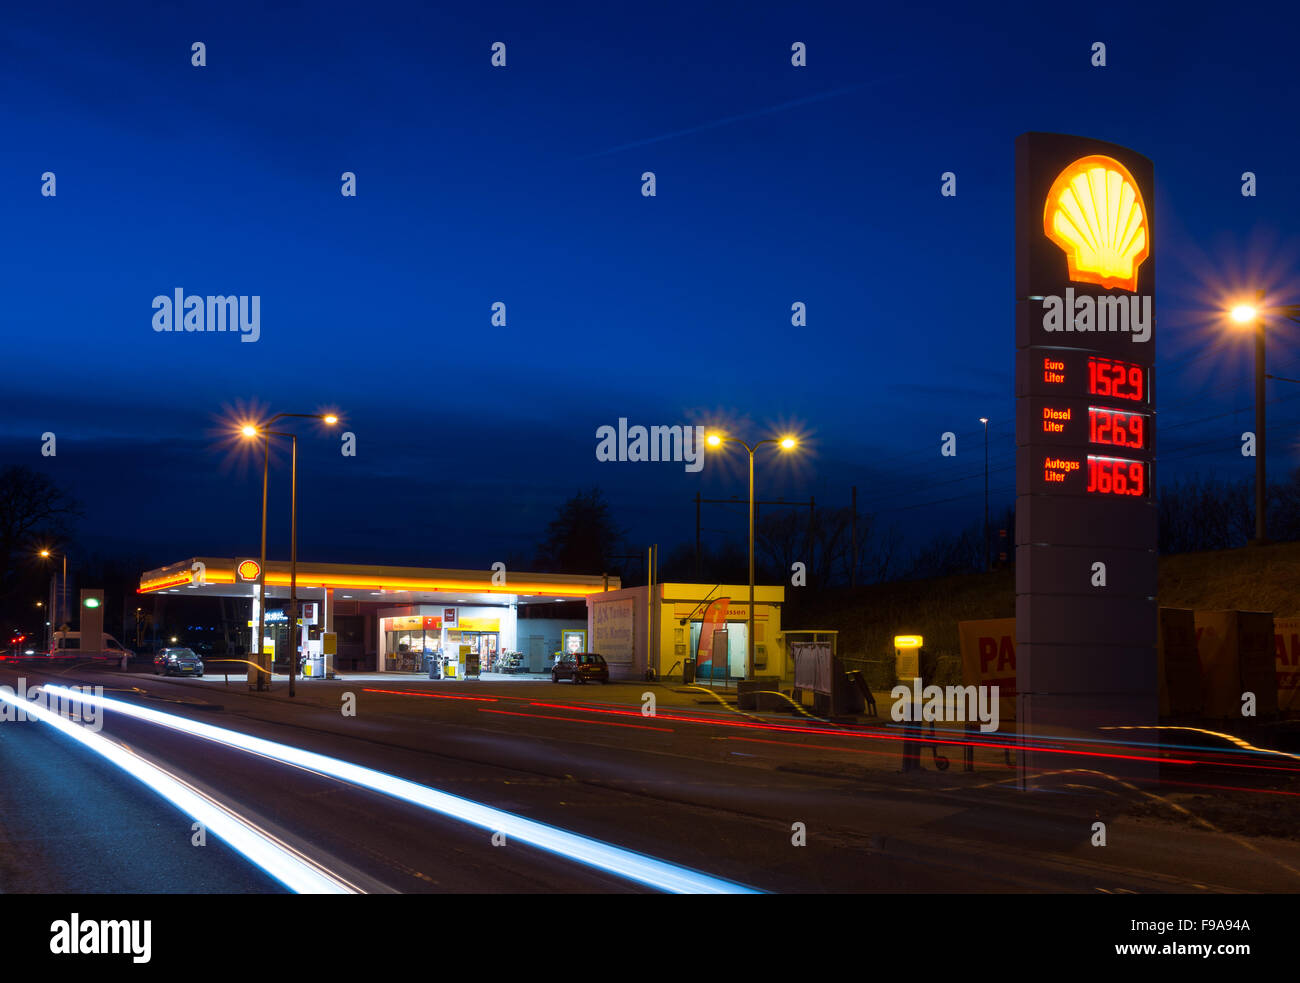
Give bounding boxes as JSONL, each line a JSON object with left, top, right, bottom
{"left": 851, "top": 486, "right": 858, "bottom": 588}
{"left": 1253, "top": 289, "right": 1266, "bottom": 545}
{"left": 980, "top": 417, "right": 990, "bottom": 571}
{"left": 695, "top": 492, "right": 702, "bottom": 581}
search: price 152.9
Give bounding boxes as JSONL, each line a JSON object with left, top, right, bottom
{"left": 1087, "top": 356, "right": 1145, "bottom": 402}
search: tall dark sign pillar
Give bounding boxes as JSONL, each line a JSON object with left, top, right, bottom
{"left": 1014, "top": 133, "right": 1158, "bottom": 785}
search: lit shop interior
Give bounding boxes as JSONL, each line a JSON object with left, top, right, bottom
{"left": 382, "top": 611, "right": 507, "bottom": 673}
{"left": 382, "top": 611, "right": 591, "bottom": 673}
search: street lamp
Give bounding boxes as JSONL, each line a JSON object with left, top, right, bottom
{"left": 1227, "top": 297, "right": 1300, "bottom": 544}
{"left": 979, "top": 418, "right": 989, "bottom": 571}
{"left": 704, "top": 431, "right": 799, "bottom": 681}
{"left": 241, "top": 412, "right": 339, "bottom": 697}
{"left": 37, "top": 548, "right": 68, "bottom": 649}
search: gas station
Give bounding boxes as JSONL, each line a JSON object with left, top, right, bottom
{"left": 137, "top": 557, "right": 618, "bottom": 683}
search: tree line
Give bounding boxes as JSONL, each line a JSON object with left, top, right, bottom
{"left": 528, "top": 472, "right": 1300, "bottom": 589}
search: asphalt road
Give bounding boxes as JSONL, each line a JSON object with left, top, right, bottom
{"left": 3, "top": 666, "right": 1299, "bottom": 893}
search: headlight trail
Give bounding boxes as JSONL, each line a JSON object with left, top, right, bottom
{"left": 37, "top": 686, "right": 760, "bottom": 895}
{"left": 0, "top": 687, "right": 357, "bottom": 894}
{"left": 1101, "top": 725, "right": 1300, "bottom": 761}
{"left": 375, "top": 688, "right": 1293, "bottom": 774}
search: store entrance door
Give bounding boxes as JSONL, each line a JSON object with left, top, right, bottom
{"left": 465, "top": 632, "right": 499, "bottom": 671}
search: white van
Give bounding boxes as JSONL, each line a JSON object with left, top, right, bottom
{"left": 49, "top": 631, "right": 135, "bottom": 666}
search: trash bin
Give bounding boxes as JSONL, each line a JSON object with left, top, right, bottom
{"left": 683, "top": 658, "right": 695, "bottom": 684}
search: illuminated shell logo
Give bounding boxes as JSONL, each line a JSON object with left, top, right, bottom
{"left": 237, "top": 559, "right": 262, "bottom": 581}
{"left": 1044, "top": 155, "right": 1149, "bottom": 292}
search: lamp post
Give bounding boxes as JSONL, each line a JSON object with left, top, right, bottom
{"left": 979, "top": 418, "right": 989, "bottom": 571}
{"left": 1229, "top": 299, "right": 1300, "bottom": 545}
{"left": 37, "top": 549, "right": 67, "bottom": 648}
{"left": 704, "top": 432, "right": 798, "bottom": 681}
{"left": 241, "top": 412, "right": 338, "bottom": 695}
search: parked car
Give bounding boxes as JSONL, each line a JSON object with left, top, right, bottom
{"left": 154, "top": 647, "right": 205, "bottom": 677}
{"left": 552, "top": 652, "right": 609, "bottom": 684}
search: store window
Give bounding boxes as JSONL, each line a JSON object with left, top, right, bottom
{"left": 383, "top": 615, "right": 442, "bottom": 672}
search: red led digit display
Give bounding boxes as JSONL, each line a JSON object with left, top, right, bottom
{"left": 1087, "top": 356, "right": 1145, "bottom": 402}
{"left": 1088, "top": 406, "right": 1147, "bottom": 450}
{"left": 1086, "top": 456, "right": 1146, "bottom": 497}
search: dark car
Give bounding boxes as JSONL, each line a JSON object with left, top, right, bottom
{"left": 154, "top": 647, "right": 205, "bottom": 677}
{"left": 552, "top": 652, "right": 609, "bottom": 684}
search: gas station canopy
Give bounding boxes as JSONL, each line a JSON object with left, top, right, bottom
{"left": 138, "top": 557, "right": 619, "bottom": 606}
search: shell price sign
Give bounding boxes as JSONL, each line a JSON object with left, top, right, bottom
{"left": 1014, "top": 133, "right": 1158, "bottom": 784}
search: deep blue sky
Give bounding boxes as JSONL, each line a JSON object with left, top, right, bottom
{"left": 3, "top": 0, "right": 1299, "bottom": 573}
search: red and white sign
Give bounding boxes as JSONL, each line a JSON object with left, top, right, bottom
{"left": 696, "top": 597, "right": 729, "bottom": 669}
{"left": 1275, "top": 617, "right": 1300, "bottom": 713}
{"left": 958, "top": 618, "right": 1017, "bottom": 721}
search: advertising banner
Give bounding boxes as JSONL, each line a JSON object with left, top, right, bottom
{"left": 1276, "top": 617, "right": 1300, "bottom": 713}
{"left": 592, "top": 597, "right": 635, "bottom": 665}
{"left": 1195, "top": 611, "right": 1276, "bottom": 718}
{"left": 696, "top": 597, "right": 729, "bottom": 668}
{"left": 958, "top": 618, "right": 1017, "bottom": 722}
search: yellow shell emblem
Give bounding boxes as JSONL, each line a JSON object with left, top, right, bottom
{"left": 1044, "top": 155, "right": 1149, "bottom": 292}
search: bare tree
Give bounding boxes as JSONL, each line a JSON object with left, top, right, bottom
{"left": 0, "top": 465, "right": 82, "bottom": 613}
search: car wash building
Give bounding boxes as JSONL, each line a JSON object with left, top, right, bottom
{"left": 586, "top": 583, "right": 786, "bottom": 682}
{"left": 138, "top": 557, "right": 618, "bottom": 674}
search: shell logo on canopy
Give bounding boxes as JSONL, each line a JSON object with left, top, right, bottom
{"left": 236, "top": 559, "right": 262, "bottom": 582}
{"left": 1043, "top": 155, "right": 1149, "bottom": 292}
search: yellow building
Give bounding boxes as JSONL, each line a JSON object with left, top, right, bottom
{"left": 587, "top": 582, "right": 786, "bottom": 682}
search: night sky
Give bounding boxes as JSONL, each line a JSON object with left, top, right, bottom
{"left": 3, "top": 0, "right": 1298, "bottom": 572}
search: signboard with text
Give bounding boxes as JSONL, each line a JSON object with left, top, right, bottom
{"left": 1015, "top": 133, "right": 1158, "bottom": 778}
{"left": 1275, "top": 617, "right": 1300, "bottom": 713}
{"left": 958, "top": 618, "right": 1018, "bottom": 722}
{"left": 592, "top": 597, "right": 635, "bottom": 665}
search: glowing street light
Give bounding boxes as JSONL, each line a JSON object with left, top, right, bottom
{"left": 703, "top": 431, "right": 799, "bottom": 680}
{"left": 1225, "top": 296, "right": 1300, "bottom": 543}
{"left": 240, "top": 411, "right": 340, "bottom": 696}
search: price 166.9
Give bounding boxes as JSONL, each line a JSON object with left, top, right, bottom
{"left": 1086, "top": 456, "right": 1146, "bottom": 497}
